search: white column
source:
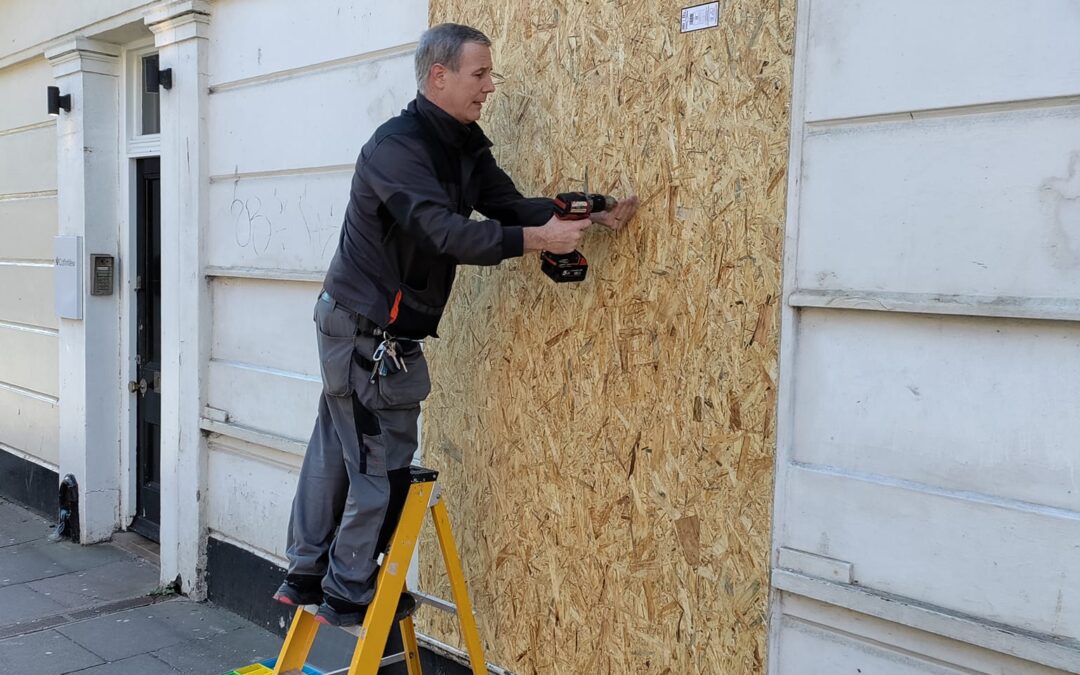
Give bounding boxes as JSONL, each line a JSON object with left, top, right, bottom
{"left": 146, "top": 0, "right": 211, "bottom": 596}
{"left": 47, "top": 38, "right": 123, "bottom": 544}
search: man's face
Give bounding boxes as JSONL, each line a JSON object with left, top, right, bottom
{"left": 433, "top": 42, "right": 495, "bottom": 124}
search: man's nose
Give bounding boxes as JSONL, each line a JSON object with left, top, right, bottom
{"left": 483, "top": 76, "right": 495, "bottom": 94}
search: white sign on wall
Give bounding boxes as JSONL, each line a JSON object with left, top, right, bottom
{"left": 55, "top": 235, "right": 82, "bottom": 320}
{"left": 681, "top": 2, "right": 720, "bottom": 33}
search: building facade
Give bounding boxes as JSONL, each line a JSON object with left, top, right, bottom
{"left": 0, "top": 0, "right": 424, "bottom": 640}
{"left": 771, "top": 1, "right": 1080, "bottom": 672}
{"left": 2, "top": 1, "right": 1078, "bottom": 673}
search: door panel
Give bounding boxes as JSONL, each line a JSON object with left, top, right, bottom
{"left": 133, "top": 157, "right": 161, "bottom": 541}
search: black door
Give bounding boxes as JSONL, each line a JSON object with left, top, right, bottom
{"left": 133, "top": 157, "right": 161, "bottom": 541}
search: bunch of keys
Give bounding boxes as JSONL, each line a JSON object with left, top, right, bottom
{"left": 370, "top": 338, "right": 407, "bottom": 382}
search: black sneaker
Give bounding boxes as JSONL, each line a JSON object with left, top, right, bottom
{"left": 272, "top": 576, "right": 324, "bottom": 607}
{"left": 314, "top": 592, "right": 417, "bottom": 627}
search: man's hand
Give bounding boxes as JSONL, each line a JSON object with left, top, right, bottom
{"left": 523, "top": 214, "right": 591, "bottom": 254}
{"left": 589, "top": 194, "right": 640, "bottom": 230}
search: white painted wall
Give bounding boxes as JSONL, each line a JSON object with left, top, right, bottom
{"left": 772, "top": 1, "right": 1080, "bottom": 672}
{"left": 201, "top": 0, "right": 426, "bottom": 562}
{"left": 0, "top": 0, "right": 427, "bottom": 595}
{"left": 0, "top": 1, "right": 153, "bottom": 63}
{"left": 0, "top": 56, "right": 60, "bottom": 468}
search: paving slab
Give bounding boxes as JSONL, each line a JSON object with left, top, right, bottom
{"left": 0, "top": 498, "right": 53, "bottom": 547}
{"left": 151, "top": 625, "right": 282, "bottom": 674}
{"left": 55, "top": 604, "right": 187, "bottom": 663}
{"left": 67, "top": 652, "right": 180, "bottom": 674}
{"left": 55, "top": 599, "right": 247, "bottom": 663}
{"left": 27, "top": 558, "right": 160, "bottom": 609}
{"left": 0, "top": 499, "right": 344, "bottom": 675}
{"left": 146, "top": 598, "right": 250, "bottom": 636}
{"left": 0, "top": 539, "right": 69, "bottom": 586}
{"left": 0, "top": 538, "right": 129, "bottom": 587}
{"left": 0, "top": 628, "right": 105, "bottom": 675}
{"left": 0, "top": 583, "right": 68, "bottom": 625}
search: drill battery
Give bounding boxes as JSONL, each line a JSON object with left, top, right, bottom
{"left": 540, "top": 249, "right": 589, "bottom": 283}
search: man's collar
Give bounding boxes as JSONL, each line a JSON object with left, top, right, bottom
{"left": 412, "top": 92, "right": 491, "bottom": 151}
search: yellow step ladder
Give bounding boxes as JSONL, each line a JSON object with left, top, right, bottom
{"left": 239, "top": 467, "right": 489, "bottom": 675}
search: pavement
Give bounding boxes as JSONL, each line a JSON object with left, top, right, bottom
{"left": 0, "top": 497, "right": 362, "bottom": 675}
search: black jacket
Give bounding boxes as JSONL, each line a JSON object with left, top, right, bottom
{"left": 322, "top": 94, "right": 554, "bottom": 338}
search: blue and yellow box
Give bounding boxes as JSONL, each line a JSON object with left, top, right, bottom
{"left": 222, "top": 658, "right": 323, "bottom": 674}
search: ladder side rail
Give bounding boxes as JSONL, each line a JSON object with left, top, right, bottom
{"left": 430, "top": 498, "right": 488, "bottom": 675}
{"left": 348, "top": 480, "right": 432, "bottom": 674}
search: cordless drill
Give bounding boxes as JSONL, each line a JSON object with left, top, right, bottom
{"left": 540, "top": 192, "right": 617, "bottom": 283}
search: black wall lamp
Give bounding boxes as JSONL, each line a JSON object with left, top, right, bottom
{"left": 47, "top": 86, "right": 71, "bottom": 116}
{"left": 144, "top": 56, "right": 172, "bottom": 91}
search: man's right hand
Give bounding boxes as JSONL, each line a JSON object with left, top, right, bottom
{"left": 523, "top": 214, "right": 591, "bottom": 254}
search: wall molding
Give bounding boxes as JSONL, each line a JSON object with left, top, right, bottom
{"left": 790, "top": 288, "right": 1080, "bottom": 324}
{"left": 0, "top": 119, "right": 55, "bottom": 138}
{"left": 205, "top": 266, "right": 325, "bottom": 283}
{"left": 774, "top": 570, "right": 1080, "bottom": 673}
{"left": 806, "top": 93, "right": 1080, "bottom": 130}
{"left": 208, "top": 41, "right": 417, "bottom": 95}
{"left": 0, "top": 189, "right": 57, "bottom": 203}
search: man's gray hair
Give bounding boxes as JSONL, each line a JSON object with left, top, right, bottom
{"left": 415, "top": 23, "right": 492, "bottom": 93}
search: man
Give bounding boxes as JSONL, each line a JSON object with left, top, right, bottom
{"left": 275, "top": 23, "right": 640, "bottom": 627}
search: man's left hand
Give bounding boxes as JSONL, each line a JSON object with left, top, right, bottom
{"left": 589, "top": 195, "right": 640, "bottom": 231}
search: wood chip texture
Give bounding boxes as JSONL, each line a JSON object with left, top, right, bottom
{"left": 418, "top": 1, "right": 793, "bottom": 673}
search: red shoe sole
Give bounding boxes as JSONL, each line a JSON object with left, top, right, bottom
{"left": 272, "top": 594, "right": 299, "bottom": 606}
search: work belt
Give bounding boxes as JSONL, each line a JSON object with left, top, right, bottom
{"left": 319, "top": 291, "right": 383, "bottom": 335}
{"left": 319, "top": 290, "right": 420, "bottom": 375}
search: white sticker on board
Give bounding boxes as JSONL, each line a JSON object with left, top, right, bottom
{"left": 681, "top": 2, "right": 720, "bottom": 33}
{"left": 55, "top": 235, "right": 82, "bottom": 320}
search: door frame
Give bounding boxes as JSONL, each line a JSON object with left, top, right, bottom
{"left": 118, "top": 37, "right": 161, "bottom": 531}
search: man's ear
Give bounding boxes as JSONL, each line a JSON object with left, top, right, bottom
{"left": 429, "top": 63, "right": 447, "bottom": 91}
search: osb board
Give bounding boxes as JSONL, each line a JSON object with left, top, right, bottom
{"left": 418, "top": 1, "right": 793, "bottom": 673}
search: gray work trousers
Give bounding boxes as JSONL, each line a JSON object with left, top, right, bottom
{"left": 285, "top": 293, "right": 430, "bottom": 604}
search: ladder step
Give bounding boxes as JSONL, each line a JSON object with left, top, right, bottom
{"left": 408, "top": 465, "right": 439, "bottom": 484}
{"left": 412, "top": 590, "right": 457, "bottom": 614}
{"left": 316, "top": 652, "right": 410, "bottom": 674}
{"left": 294, "top": 604, "right": 418, "bottom": 639}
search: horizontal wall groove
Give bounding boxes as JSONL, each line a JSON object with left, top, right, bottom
{"left": 0, "top": 319, "right": 58, "bottom": 336}
{"left": 773, "top": 570, "right": 1080, "bottom": 673}
{"left": 806, "top": 93, "right": 1080, "bottom": 130}
{"left": 203, "top": 418, "right": 306, "bottom": 460}
{"left": 0, "top": 379, "right": 58, "bottom": 405}
{"left": 790, "top": 460, "right": 1080, "bottom": 522}
{"left": 210, "top": 358, "right": 318, "bottom": 383}
{"left": 790, "top": 289, "right": 1080, "bottom": 324}
{"left": 0, "top": 189, "right": 57, "bottom": 203}
{"left": 208, "top": 163, "right": 353, "bottom": 184}
{"left": 0, "top": 259, "right": 54, "bottom": 268}
{"left": 208, "top": 41, "right": 417, "bottom": 94}
{"left": 0, "top": 119, "right": 55, "bottom": 138}
{"left": 779, "top": 614, "right": 988, "bottom": 674}
{"left": 205, "top": 266, "right": 325, "bottom": 283}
